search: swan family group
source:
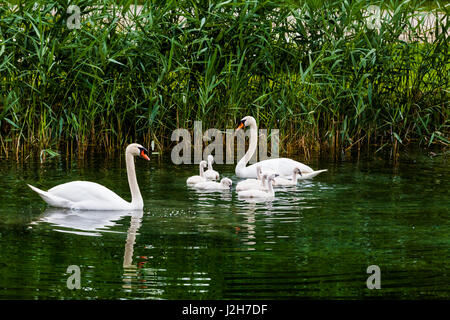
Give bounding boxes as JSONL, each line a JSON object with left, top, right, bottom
{"left": 28, "top": 116, "right": 327, "bottom": 210}
{"left": 188, "top": 158, "right": 304, "bottom": 199}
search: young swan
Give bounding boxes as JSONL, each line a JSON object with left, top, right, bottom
{"left": 237, "top": 174, "right": 277, "bottom": 199}
{"left": 236, "top": 166, "right": 264, "bottom": 192}
{"left": 186, "top": 160, "right": 208, "bottom": 185}
{"left": 273, "top": 167, "right": 302, "bottom": 186}
{"left": 194, "top": 177, "right": 232, "bottom": 190}
{"left": 203, "top": 155, "right": 220, "bottom": 180}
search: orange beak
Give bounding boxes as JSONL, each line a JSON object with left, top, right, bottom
{"left": 236, "top": 122, "right": 244, "bottom": 131}
{"left": 140, "top": 150, "right": 150, "bottom": 161}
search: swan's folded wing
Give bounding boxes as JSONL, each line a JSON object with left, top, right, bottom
{"left": 48, "top": 181, "right": 126, "bottom": 204}
{"left": 244, "top": 158, "right": 314, "bottom": 178}
{"left": 27, "top": 184, "right": 74, "bottom": 209}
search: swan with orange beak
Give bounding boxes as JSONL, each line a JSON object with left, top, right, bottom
{"left": 235, "top": 116, "right": 327, "bottom": 179}
{"left": 28, "top": 143, "right": 150, "bottom": 210}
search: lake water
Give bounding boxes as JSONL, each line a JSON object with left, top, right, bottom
{"left": 0, "top": 151, "right": 449, "bottom": 299}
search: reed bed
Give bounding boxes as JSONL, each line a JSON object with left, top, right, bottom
{"left": 0, "top": 0, "right": 448, "bottom": 160}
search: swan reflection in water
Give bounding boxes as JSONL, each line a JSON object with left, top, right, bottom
{"left": 34, "top": 208, "right": 142, "bottom": 237}
{"left": 33, "top": 208, "right": 143, "bottom": 288}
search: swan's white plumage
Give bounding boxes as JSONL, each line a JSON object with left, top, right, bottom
{"left": 238, "top": 158, "right": 314, "bottom": 178}
{"left": 272, "top": 167, "right": 301, "bottom": 186}
{"left": 297, "top": 169, "right": 328, "bottom": 180}
{"left": 204, "top": 170, "right": 219, "bottom": 180}
{"left": 237, "top": 174, "right": 276, "bottom": 199}
{"left": 272, "top": 176, "right": 295, "bottom": 186}
{"left": 28, "top": 184, "right": 74, "bottom": 209}
{"left": 204, "top": 155, "right": 219, "bottom": 180}
{"left": 194, "top": 177, "right": 232, "bottom": 190}
{"left": 28, "top": 143, "right": 149, "bottom": 210}
{"left": 235, "top": 116, "right": 327, "bottom": 179}
{"left": 236, "top": 180, "right": 265, "bottom": 192}
{"left": 236, "top": 166, "right": 264, "bottom": 191}
{"left": 29, "top": 181, "right": 132, "bottom": 210}
{"left": 187, "top": 160, "right": 207, "bottom": 185}
{"left": 186, "top": 176, "right": 206, "bottom": 185}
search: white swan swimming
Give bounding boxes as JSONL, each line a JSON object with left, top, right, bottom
{"left": 242, "top": 165, "right": 263, "bottom": 183}
{"left": 237, "top": 174, "right": 276, "bottom": 199}
{"left": 235, "top": 116, "right": 327, "bottom": 179}
{"left": 186, "top": 160, "right": 208, "bottom": 185}
{"left": 273, "top": 167, "right": 302, "bottom": 186}
{"left": 194, "top": 177, "right": 232, "bottom": 190}
{"left": 27, "top": 143, "right": 150, "bottom": 210}
{"left": 204, "top": 155, "right": 220, "bottom": 180}
{"left": 236, "top": 166, "right": 268, "bottom": 192}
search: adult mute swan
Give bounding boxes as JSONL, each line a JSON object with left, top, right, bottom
{"left": 28, "top": 143, "right": 150, "bottom": 211}
{"left": 204, "top": 155, "right": 219, "bottom": 180}
{"left": 186, "top": 160, "right": 208, "bottom": 185}
{"left": 273, "top": 167, "right": 302, "bottom": 186}
{"left": 235, "top": 116, "right": 327, "bottom": 179}
{"left": 237, "top": 174, "right": 277, "bottom": 199}
{"left": 194, "top": 177, "right": 232, "bottom": 190}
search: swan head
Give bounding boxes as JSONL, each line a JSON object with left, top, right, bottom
{"left": 236, "top": 116, "right": 256, "bottom": 132}
{"left": 126, "top": 143, "right": 150, "bottom": 161}
{"left": 294, "top": 167, "right": 302, "bottom": 176}
{"left": 207, "top": 154, "right": 214, "bottom": 164}
{"left": 220, "top": 178, "right": 233, "bottom": 188}
{"left": 200, "top": 160, "right": 207, "bottom": 168}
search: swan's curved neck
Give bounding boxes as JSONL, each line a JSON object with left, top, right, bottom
{"left": 237, "top": 123, "right": 258, "bottom": 171}
{"left": 267, "top": 180, "right": 274, "bottom": 196}
{"left": 261, "top": 176, "right": 267, "bottom": 187}
{"left": 199, "top": 163, "right": 205, "bottom": 177}
{"left": 207, "top": 158, "right": 213, "bottom": 170}
{"left": 126, "top": 151, "right": 143, "bottom": 208}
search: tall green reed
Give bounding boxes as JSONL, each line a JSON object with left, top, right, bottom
{"left": 0, "top": 0, "right": 448, "bottom": 159}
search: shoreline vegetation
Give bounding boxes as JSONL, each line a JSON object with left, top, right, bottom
{"left": 0, "top": 0, "right": 448, "bottom": 161}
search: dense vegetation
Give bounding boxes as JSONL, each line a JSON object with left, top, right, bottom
{"left": 0, "top": 0, "right": 448, "bottom": 159}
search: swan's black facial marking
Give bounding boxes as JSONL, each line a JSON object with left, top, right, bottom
{"left": 138, "top": 146, "right": 150, "bottom": 160}
{"left": 236, "top": 119, "right": 246, "bottom": 130}
{"left": 138, "top": 146, "right": 149, "bottom": 154}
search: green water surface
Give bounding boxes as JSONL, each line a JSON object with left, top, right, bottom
{"left": 0, "top": 151, "right": 449, "bottom": 299}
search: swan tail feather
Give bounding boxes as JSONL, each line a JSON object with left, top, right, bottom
{"left": 27, "top": 184, "right": 73, "bottom": 208}
{"left": 299, "top": 169, "right": 328, "bottom": 180}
